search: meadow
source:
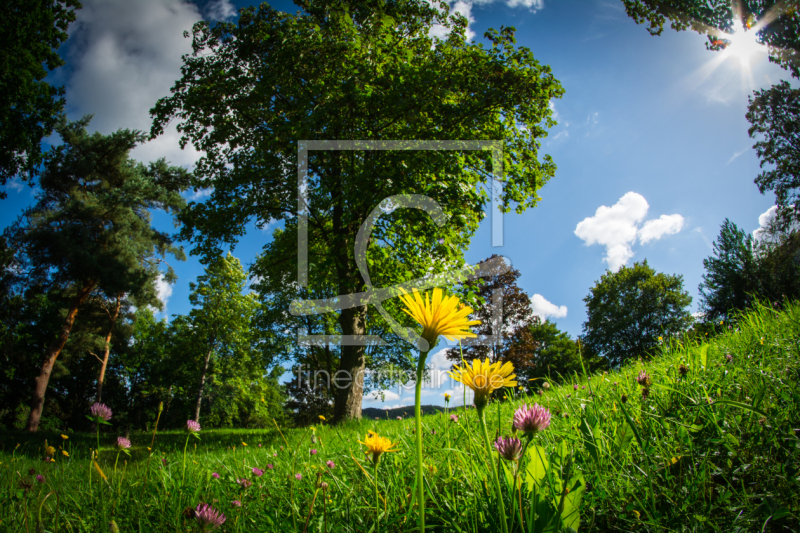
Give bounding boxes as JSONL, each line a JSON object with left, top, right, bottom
{"left": 1, "top": 301, "right": 799, "bottom": 532}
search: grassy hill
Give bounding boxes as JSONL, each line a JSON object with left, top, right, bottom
{"left": 1, "top": 301, "right": 799, "bottom": 532}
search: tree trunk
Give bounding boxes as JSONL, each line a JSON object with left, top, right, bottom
{"left": 96, "top": 293, "right": 123, "bottom": 403}
{"left": 26, "top": 279, "right": 97, "bottom": 432}
{"left": 193, "top": 346, "right": 214, "bottom": 422}
{"left": 332, "top": 305, "right": 368, "bottom": 423}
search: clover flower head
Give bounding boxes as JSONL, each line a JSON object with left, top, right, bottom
{"left": 725, "top": 354, "right": 733, "bottom": 363}
{"left": 36, "top": 475, "right": 44, "bottom": 484}
{"left": 266, "top": 464, "right": 274, "bottom": 470}
{"left": 116, "top": 437, "right": 131, "bottom": 450}
{"left": 212, "top": 472, "right": 220, "bottom": 479}
{"left": 186, "top": 420, "right": 201, "bottom": 434}
{"left": 635, "top": 370, "right": 652, "bottom": 388}
{"left": 573, "top": 384, "right": 578, "bottom": 391}
{"left": 90, "top": 403, "right": 113, "bottom": 422}
{"left": 194, "top": 503, "right": 226, "bottom": 531}
{"left": 513, "top": 403, "right": 551, "bottom": 437}
{"left": 326, "top": 460, "right": 335, "bottom": 469}
{"left": 493, "top": 436, "right": 524, "bottom": 462}
{"left": 542, "top": 382, "right": 551, "bottom": 390}
{"left": 252, "top": 467, "right": 264, "bottom": 477}
{"left": 310, "top": 448, "right": 318, "bottom": 455}
{"left": 231, "top": 500, "right": 242, "bottom": 508}
{"left": 237, "top": 478, "right": 252, "bottom": 489}
{"left": 294, "top": 473, "right": 302, "bottom": 481}
{"left": 450, "top": 414, "right": 458, "bottom": 422}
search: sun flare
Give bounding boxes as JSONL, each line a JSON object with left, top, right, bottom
{"left": 724, "top": 22, "right": 766, "bottom": 68}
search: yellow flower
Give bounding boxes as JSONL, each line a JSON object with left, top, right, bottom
{"left": 319, "top": 415, "right": 326, "bottom": 421}
{"left": 45, "top": 446, "right": 56, "bottom": 457}
{"left": 398, "top": 288, "right": 480, "bottom": 347}
{"left": 241, "top": 442, "right": 247, "bottom": 447}
{"left": 658, "top": 336, "right": 663, "bottom": 341}
{"left": 449, "top": 358, "right": 517, "bottom": 411}
{"left": 444, "top": 393, "right": 451, "bottom": 401}
{"left": 62, "top": 450, "right": 69, "bottom": 457}
{"left": 359, "top": 432, "right": 399, "bottom": 465}
{"left": 61, "top": 434, "right": 68, "bottom": 440}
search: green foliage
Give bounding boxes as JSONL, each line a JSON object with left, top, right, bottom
{"left": 699, "top": 218, "right": 760, "bottom": 321}
{"left": 1, "top": 300, "right": 799, "bottom": 531}
{"left": 747, "top": 80, "right": 800, "bottom": 224}
{"left": 150, "top": 0, "right": 564, "bottom": 419}
{"left": 523, "top": 319, "right": 606, "bottom": 385}
{"left": 0, "top": 0, "right": 82, "bottom": 198}
{"left": 9, "top": 115, "right": 189, "bottom": 299}
{"left": 583, "top": 260, "right": 693, "bottom": 366}
{"left": 700, "top": 218, "right": 800, "bottom": 323}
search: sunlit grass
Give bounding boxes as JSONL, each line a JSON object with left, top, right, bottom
{"left": 1, "top": 300, "right": 799, "bottom": 532}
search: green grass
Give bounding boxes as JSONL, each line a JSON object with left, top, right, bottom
{"left": 2, "top": 301, "right": 799, "bottom": 532}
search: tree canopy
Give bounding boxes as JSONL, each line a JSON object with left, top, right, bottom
{"left": 4, "top": 115, "right": 189, "bottom": 431}
{"left": 582, "top": 261, "right": 693, "bottom": 366}
{"left": 151, "top": 0, "right": 564, "bottom": 421}
{"left": 0, "top": 0, "right": 82, "bottom": 198}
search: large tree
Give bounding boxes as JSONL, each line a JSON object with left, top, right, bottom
{"left": 582, "top": 261, "right": 693, "bottom": 366}
{"left": 0, "top": 0, "right": 82, "bottom": 198}
{"left": 698, "top": 218, "right": 761, "bottom": 321}
{"left": 747, "top": 81, "right": 800, "bottom": 225}
{"left": 444, "top": 256, "right": 540, "bottom": 377}
{"left": 151, "top": 0, "right": 564, "bottom": 421}
{"left": 186, "top": 253, "right": 260, "bottom": 423}
{"left": 7, "top": 116, "right": 188, "bottom": 431}
{"left": 700, "top": 217, "right": 800, "bottom": 321}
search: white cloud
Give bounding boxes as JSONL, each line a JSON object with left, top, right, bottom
{"left": 429, "top": 1, "right": 476, "bottom": 42}
{"left": 726, "top": 148, "right": 748, "bottom": 165}
{"left": 63, "top": 0, "right": 204, "bottom": 168}
{"left": 575, "top": 192, "right": 684, "bottom": 271}
{"left": 506, "top": 0, "right": 544, "bottom": 10}
{"left": 205, "top": 0, "right": 237, "bottom": 21}
{"left": 753, "top": 205, "right": 799, "bottom": 242}
{"left": 638, "top": 214, "right": 685, "bottom": 244}
{"left": 575, "top": 192, "right": 648, "bottom": 271}
{"left": 188, "top": 188, "right": 213, "bottom": 201}
{"left": 530, "top": 294, "right": 567, "bottom": 321}
{"left": 154, "top": 273, "right": 174, "bottom": 315}
{"left": 5, "top": 177, "right": 23, "bottom": 193}
{"left": 366, "top": 390, "right": 401, "bottom": 402}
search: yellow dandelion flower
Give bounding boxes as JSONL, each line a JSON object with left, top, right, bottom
{"left": 319, "top": 415, "right": 326, "bottom": 421}
{"left": 449, "top": 358, "right": 517, "bottom": 411}
{"left": 45, "top": 446, "right": 56, "bottom": 457}
{"left": 61, "top": 434, "right": 68, "bottom": 440}
{"left": 444, "top": 393, "right": 451, "bottom": 401}
{"left": 62, "top": 450, "right": 69, "bottom": 457}
{"left": 399, "top": 288, "right": 480, "bottom": 347}
{"left": 658, "top": 336, "right": 663, "bottom": 341}
{"left": 359, "top": 432, "right": 399, "bottom": 465}
{"left": 241, "top": 442, "right": 247, "bottom": 447}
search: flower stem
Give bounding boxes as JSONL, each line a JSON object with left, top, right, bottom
{"left": 478, "top": 408, "right": 509, "bottom": 533}
{"left": 374, "top": 462, "right": 380, "bottom": 532}
{"left": 415, "top": 350, "right": 428, "bottom": 532}
{"left": 182, "top": 435, "right": 190, "bottom": 483}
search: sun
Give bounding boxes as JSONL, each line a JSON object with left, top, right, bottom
{"left": 723, "top": 21, "right": 767, "bottom": 69}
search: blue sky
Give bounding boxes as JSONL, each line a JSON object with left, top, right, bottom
{"left": 1, "top": 0, "right": 791, "bottom": 409}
